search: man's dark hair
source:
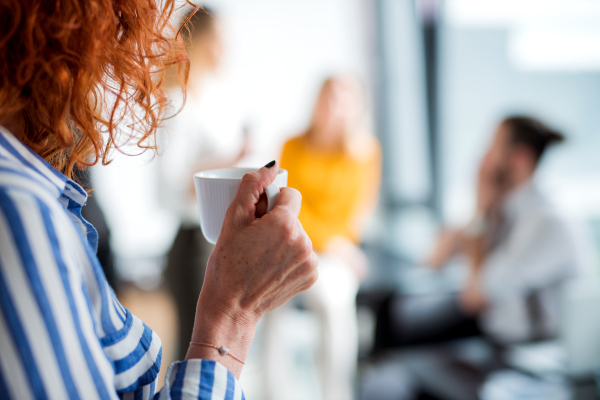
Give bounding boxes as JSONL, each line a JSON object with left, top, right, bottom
{"left": 502, "top": 116, "right": 565, "bottom": 164}
{"left": 180, "top": 6, "right": 216, "bottom": 43}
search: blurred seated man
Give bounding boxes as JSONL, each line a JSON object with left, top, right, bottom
{"left": 377, "top": 116, "right": 582, "bottom": 349}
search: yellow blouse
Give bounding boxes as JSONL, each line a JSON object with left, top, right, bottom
{"left": 280, "top": 134, "right": 382, "bottom": 252}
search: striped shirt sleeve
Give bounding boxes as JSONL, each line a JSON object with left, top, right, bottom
{"left": 0, "top": 185, "right": 245, "bottom": 399}
{"left": 0, "top": 185, "right": 119, "bottom": 399}
{"left": 153, "top": 360, "right": 244, "bottom": 400}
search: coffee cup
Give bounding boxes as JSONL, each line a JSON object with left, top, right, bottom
{"left": 194, "top": 167, "right": 288, "bottom": 244}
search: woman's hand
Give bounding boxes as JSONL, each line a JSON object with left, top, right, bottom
{"left": 186, "top": 162, "right": 318, "bottom": 377}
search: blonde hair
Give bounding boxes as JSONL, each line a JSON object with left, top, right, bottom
{"left": 305, "top": 76, "right": 373, "bottom": 157}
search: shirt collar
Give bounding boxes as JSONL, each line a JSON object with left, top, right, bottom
{"left": 0, "top": 125, "right": 88, "bottom": 207}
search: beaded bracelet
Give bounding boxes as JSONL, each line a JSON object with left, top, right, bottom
{"left": 189, "top": 342, "right": 245, "bottom": 365}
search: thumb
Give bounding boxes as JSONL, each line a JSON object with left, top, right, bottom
{"left": 230, "top": 160, "right": 279, "bottom": 226}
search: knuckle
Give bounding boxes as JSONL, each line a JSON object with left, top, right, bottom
{"left": 300, "top": 252, "right": 318, "bottom": 276}
{"left": 297, "top": 239, "right": 313, "bottom": 262}
{"left": 279, "top": 187, "right": 301, "bottom": 208}
{"left": 309, "top": 251, "right": 319, "bottom": 269}
{"left": 294, "top": 231, "right": 314, "bottom": 259}
{"left": 304, "top": 233, "right": 314, "bottom": 253}
{"left": 302, "top": 270, "right": 319, "bottom": 290}
{"left": 287, "top": 187, "right": 302, "bottom": 201}
{"left": 241, "top": 171, "right": 261, "bottom": 185}
{"left": 278, "top": 218, "right": 296, "bottom": 239}
{"left": 310, "top": 270, "right": 319, "bottom": 284}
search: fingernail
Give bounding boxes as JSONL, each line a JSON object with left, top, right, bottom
{"left": 264, "top": 160, "right": 276, "bottom": 168}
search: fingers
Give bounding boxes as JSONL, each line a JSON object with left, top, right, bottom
{"left": 231, "top": 162, "right": 280, "bottom": 225}
{"left": 304, "top": 252, "right": 319, "bottom": 286}
{"left": 283, "top": 233, "right": 318, "bottom": 292}
{"left": 270, "top": 187, "right": 302, "bottom": 219}
{"left": 255, "top": 193, "right": 268, "bottom": 218}
{"left": 266, "top": 250, "right": 319, "bottom": 312}
{"left": 262, "top": 225, "right": 316, "bottom": 303}
{"left": 287, "top": 251, "right": 319, "bottom": 300}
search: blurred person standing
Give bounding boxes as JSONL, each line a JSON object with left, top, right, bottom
{"left": 377, "top": 116, "right": 582, "bottom": 351}
{"left": 264, "top": 76, "right": 381, "bottom": 400}
{"left": 159, "top": 7, "right": 251, "bottom": 361}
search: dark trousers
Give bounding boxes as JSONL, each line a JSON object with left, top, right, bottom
{"left": 375, "top": 292, "right": 481, "bottom": 351}
{"left": 364, "top": 292, "right": 500, "bottom": 400}
{"left": 164, "top": 226, "right": 214, "bottom": 361}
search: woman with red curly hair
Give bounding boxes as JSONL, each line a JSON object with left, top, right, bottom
{"left": 0, "top": 1, "right": 318, "bottom": 399}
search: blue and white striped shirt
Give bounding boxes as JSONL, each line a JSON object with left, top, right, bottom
{"left": 0, "top": 126, "right": 245, "bottom": 399}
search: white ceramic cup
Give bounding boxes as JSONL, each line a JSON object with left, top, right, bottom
{"left": 194, "top": 167, "right": 288, "bottom": 244}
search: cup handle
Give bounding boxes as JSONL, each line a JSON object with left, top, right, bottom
{"left": 264, "top": 183, "right": 280, "bottom": 213}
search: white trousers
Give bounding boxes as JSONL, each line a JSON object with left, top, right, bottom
{"left": 263, "top": 254, "right": 360, "bottom": 400}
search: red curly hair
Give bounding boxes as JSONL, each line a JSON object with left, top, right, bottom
{"left": 0, "top": 0, "right": 196, "bottom": 178}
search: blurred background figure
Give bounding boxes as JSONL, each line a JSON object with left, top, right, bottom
{"left": 263, "top": 76, "right": 381, "bottom": 400}
{"left": 367, "top": 116, "right": 585, "bottom": 400}
{"left": 159, "top": 7, "right": 251, "bottom": 361}
{"left": 376, "top": 116, "right": 582, "bottom": 351}
{"left": 428, "top": 116, "right": 579, "bottom": 342}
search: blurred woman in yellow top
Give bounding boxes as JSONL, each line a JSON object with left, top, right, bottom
{"left": 264, "top": 76, "right": 381, "bottom": 400}
{"left": 281, "top": 76, "right": 381, "bottom": 277}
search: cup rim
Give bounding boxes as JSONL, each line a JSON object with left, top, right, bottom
{"left": 194, "top": 167, "right": 287, "bottom": 180}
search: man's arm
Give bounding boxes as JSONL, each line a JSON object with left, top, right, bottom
{"left": 459, "top": 234, "right": 488, "bottom": 315}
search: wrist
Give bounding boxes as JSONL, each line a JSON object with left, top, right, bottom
{"left": 463, "top": 234, "right": 486, "bottom": 270}
{"left": 185, "top": 286, "right": 258, "bottom": 377}
{"left": 190, "top": 291, "right": 257, "bottom": 351}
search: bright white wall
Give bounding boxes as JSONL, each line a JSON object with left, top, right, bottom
{"left": 217, "top": 0, "right": 371, "bottom": 161}
{"left": 92, "top": 0, "right": 371, "bottom": 261}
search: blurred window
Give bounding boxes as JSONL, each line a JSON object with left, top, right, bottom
{"left": 370, "top": 0, "right": 600, "bottom": 282}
